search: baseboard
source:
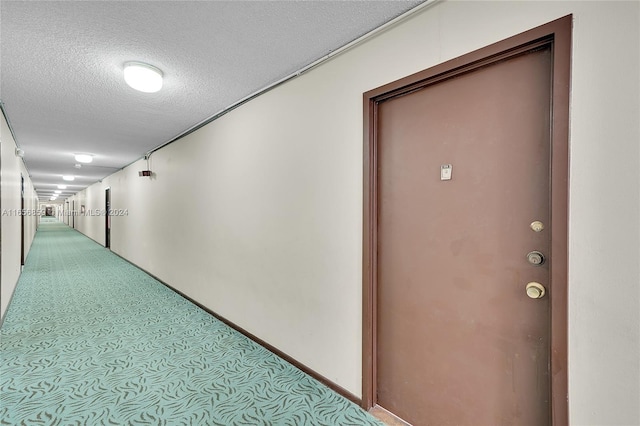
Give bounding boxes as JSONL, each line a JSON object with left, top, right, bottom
{"left": 107, "top": 250, "right": 362, "bottom": 406}
{"left": 0, "top": 285, "right": 17, "bottom": 328}
{"left": 0, "top": 266, "right": 23, "bottom": 328}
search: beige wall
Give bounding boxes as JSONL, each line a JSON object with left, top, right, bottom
{"left": 69, "top": 1, "right": 639, "bottom": 424}
{"left": 1, "top": 111, "right": 38, "bottom": 319}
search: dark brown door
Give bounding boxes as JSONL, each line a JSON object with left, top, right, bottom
{"left": 367, "top": 32, "right": 570, "bottom": 424}
{"left": 20, "top": 174, "right": 25, "bottom": 266}
{"left": 105, "top": 188, "right": 111, "bottom": 249}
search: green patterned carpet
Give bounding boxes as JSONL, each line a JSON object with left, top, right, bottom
{"left": 0, "top": 219, "right": 383, "bottom": 425}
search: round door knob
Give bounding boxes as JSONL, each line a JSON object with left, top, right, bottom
{"left": 526, "top": 282, "right": 546, "bottom": 299}
{"left": 530, "top": 221, "right": 545, "bottom": 232}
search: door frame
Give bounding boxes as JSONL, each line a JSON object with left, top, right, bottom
{"left": 362, "top": 15, "right": 571, "bottom": 424}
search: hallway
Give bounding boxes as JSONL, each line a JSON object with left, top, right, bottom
{"left": 1, "top": 2, "right": 639, "bottom": 424}
{"left": 0, "top": 220, "right": 383, "bottom": 425}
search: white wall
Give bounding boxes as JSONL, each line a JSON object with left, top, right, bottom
{"left": 1, "top": 111, "right": 38, "bottom": 319}
{"left": 71, "top": 1, "right": 639, "bottom": 423}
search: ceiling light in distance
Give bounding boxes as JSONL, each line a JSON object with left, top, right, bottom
{"left": 62, "top": 175, "right": 75, "bottom": 181}
{"left": 50, "top": 197, "right": 57, "bottom": 201}
{"left": 75, "top": 164, "right": 82, "bottom": 169}
{"left": 54, "top": 190, "right": 61, "bottom": 194}
{"left": 124, "top": 62, "right": 163, "bottom": 93}
{"left": 75, "top": 154, "right": 93, "bottom": 163}
{"left": 57, "top": 185, "right": 67, "bottom": 189}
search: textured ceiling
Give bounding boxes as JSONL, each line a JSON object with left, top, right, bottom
{"left": 1, "top": 0, "right": 425, "bottom": 201}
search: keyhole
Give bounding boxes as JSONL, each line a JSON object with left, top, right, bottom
{"left": 527, "top": 251, "right": 545, "bottom": 266}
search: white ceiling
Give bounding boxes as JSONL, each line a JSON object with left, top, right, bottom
{"left": 1, "top": 0, "right": 425, "bottom": 202}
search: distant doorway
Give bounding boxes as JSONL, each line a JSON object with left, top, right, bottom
{"left": 20, "top": 174, "right": 25, "bottom": 266}
{"left": 105, "top": 188, "right": 111, "bottom": 249}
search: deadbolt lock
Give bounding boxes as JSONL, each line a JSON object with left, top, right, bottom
{"left": 526, "top": 250, "right": 546, "bottom": 266}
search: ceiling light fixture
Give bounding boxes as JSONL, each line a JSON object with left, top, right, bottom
{"left": 57, "top": 185, "right": 67, "bottom": 189}
{"left": 124, "top": 62, "right": 163, "bottom": 93}
{"left": 75, "top": 154, "right": 93, "bottom": 163}
{"left": 62, "top": 175, "right": 75, "bottom": 181}
{"left": 75, "top": 164, "right": 82, "bottom": 169}
{"left": 54, "top": 190, "right": 61, "bottom": 194}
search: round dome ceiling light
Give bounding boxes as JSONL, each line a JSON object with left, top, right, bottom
{"left": 124, "top": 62, "right": 163, "bottom": 93}
{"left": 75, "top": 154, "right": 93, "bottom": 163}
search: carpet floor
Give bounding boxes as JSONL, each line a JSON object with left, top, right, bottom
{"left": 0, "top": 219, "right": 383, "bottom": 425}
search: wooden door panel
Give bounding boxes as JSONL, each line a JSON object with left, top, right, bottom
{"left": 376, "top": 48, "right": 552, "bottom": 425}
